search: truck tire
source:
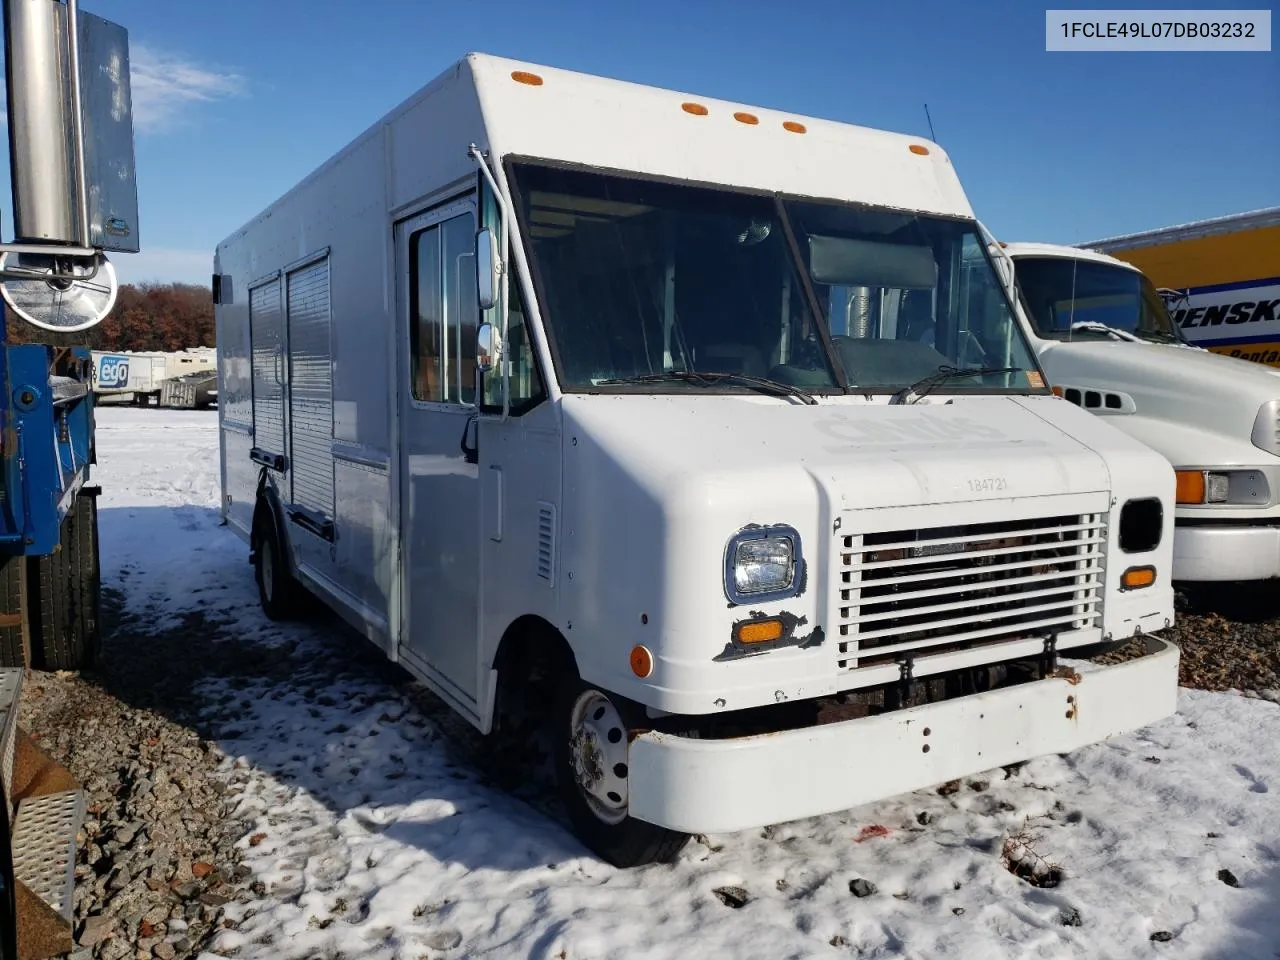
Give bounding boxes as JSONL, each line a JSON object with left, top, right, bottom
{"left": 253, "top": 511, "right": 304, "bottom": 621}
{"left": 0, "top": 556, "right": 26, "bottom": 668}
{"left": 553, "top": 676, "right": 690, "bottom": 867}
{"left": 30, "top": 491, "right": 101, "bottom": 671}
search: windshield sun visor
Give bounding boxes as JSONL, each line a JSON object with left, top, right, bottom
{"left": 808, "top": 236, "right": 938, "bottom": 290}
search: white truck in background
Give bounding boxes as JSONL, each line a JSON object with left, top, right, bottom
{"left": 92, "top": 346, "right": 217, "bottom": 405}
{"left": 216, "top": 54, "right": 1179, "bottom": 867}
{"left": 1003, "top": 242, "right": 1280, "bottom": 584}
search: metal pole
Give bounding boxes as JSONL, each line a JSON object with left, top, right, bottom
{"left": 64, "top": 0, "right": 90, "bottom": 248}
{"left": 3, "top": 0, "right": 75, "bottom": 243}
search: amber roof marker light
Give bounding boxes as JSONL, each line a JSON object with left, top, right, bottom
{"left": 681, "top": 102, "right": 709, "bottom": 116}
{"left": 909, "top": 143, "right": 930, "bottom": 156}
{"left": 511, "top": 70, "right": 544, "bottom": 86}
{"left": 782, "top": 120, "right": 807, "bottom": 134}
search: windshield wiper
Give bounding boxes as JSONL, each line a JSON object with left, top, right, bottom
{"left": 596, "top": 370, "right": 819, "bottom": 405}
{"left": 1071, "top": 322, "right": 1191, "bottom": 347}
{"left": 889, "top": 365, "right": 1021, "bottom": 405}
{"left": 1069, "top": 321, "right": 1142, "bottom": 343}
{"left": 1132, "top": 329, "right": 1185, "bottom": 345}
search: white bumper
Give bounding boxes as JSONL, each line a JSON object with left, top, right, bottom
{"left": 1173, "top": 522, "right": 1280, "bottom": 582}
{"left": 628, "top": 637, "right": 1179, "bottom": 834}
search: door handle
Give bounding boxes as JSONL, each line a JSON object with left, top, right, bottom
{"left": 460, "top": 414, "right": 479, "bottom": 465}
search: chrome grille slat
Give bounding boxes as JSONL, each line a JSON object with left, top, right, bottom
{"left": 861, "top": 521, "right": 1100, "bottom": 555}
{"left": 841, "top": 553, "right": 1101, "bottom": 590}
{"left": 855, "top": 597, "right": 1101, "bottom": 641}
{"left": 837, "top": 512, "right": 1105, "bottom": 676}
{"left": 850, "top": 535, "right": 1106, "bottom": 572}
{"left": 844, "top": 616, "right": 1100, "bottom": 663}
{"left": 845, "top": 582, "right": 1102, "bottom": 626}
{"left": 840, "top": 569, "right": 1102, "bottom": 608}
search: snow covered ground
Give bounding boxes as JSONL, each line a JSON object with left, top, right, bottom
{"left": 95, "top": 407, "right": 1280, "bottom": 960}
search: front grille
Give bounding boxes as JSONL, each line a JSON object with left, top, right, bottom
{"left": 837, "top": 513, "right": 1105, "bottom": 672}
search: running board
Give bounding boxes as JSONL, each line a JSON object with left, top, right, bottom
{"left": 0, "top": 669, "right": 22, "bottom": 823}
{"left": 13, "top": 792, "right": 83, "bottom": 923}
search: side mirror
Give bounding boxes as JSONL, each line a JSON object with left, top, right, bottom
{"left": 476, "top": 321, "right": 498, "bottom": 374}
{"left": 476, "top": 228, "right": 499, "bottom": 311}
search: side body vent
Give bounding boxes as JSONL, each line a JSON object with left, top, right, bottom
{"left": 537, "top": 501, "right": 556, "bottom": 583}
{"left": 1059, "top": 384, "right": 1136, "bottom": 414}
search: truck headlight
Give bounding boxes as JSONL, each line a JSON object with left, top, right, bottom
{"left": 1251, "top": 399, "right": 1280, "bottom": 457}
{"left": 1175, "top": 469, "right": 1271, "bottom": 506}
{"left": 724, "top": 525, "right": 804, "bottom": 604}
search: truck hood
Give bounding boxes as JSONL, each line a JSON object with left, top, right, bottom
{"left": 1035, "top": 339, "right": 1280, "bottom": 466}
{"left": 562, "top": 393, "right": 1116, "bottom": 508}
{"left": 557, "top": 392, "right": 1172, "bottom": 712}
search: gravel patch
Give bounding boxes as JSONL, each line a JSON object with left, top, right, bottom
{"left": 18, "top": 590, "right": 256, "bottom": 960}
{"left": 1090, "top": 586, "right": 1279, "bottom": 697}
{"left": 16, "top": 584, "right": 484, "bottom": 960}
{"left": 1171, "top": 584, "right": 1280, "bottom": 695}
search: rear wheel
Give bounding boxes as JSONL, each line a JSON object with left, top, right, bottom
{"left": 253, "top": 509, "right": 304, "bottom": 621}
{"left": 31, "top": 491, "right": 101, "bottom": 671}
{"left": 553, "top": 677, "right": 690, "bottom": 867}
{"left": 0, "top": 556, "right": 26, "bottom": 668}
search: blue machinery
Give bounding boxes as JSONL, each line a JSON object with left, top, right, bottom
{"left": 0, "top": 332, "right": 96, "bottom": 558}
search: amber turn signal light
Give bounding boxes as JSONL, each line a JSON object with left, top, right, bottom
{"left": 734, "top": 618, "right": 785, "bottom": 645}
{"left": 1120, "top": 566, "right": 1156, "bottom": 590}
{"left": 629, "top": 644, "right": 653, "bottom": 678}
{"left": 1175, "top": 470, "right": 1206, "bottom": 504}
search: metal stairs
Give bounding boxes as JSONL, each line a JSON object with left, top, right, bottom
{"left": 0, "top": 667, "right": 86, "bottom": 960}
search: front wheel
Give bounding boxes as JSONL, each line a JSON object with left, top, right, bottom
{"left": 553, "top": 678, "right": 690, "bottom": 867}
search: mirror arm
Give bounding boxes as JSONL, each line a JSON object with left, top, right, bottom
{"left": 468, "top": 144, "right": 510, "bottom": 420}
{"left": 976, "top": 219, "right": 1028, "bottom": 320}
{"left": 976, "top": 220, "right": 1015, "bottom": 297}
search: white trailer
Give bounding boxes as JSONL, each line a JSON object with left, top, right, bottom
{"left": 92, "top": 349, "right": 165, "bottom": 402}
{"left": 216, "top": 54, "right": 1179, "bottom": 866}
{"left": 1001, "top": 241, "right": 1280, "bottom": 582}
{"left": 92, "top": 347, "right": 217, "bottom": 404}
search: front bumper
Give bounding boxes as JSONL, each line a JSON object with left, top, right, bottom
{"left": 628, "top": 636, "right": 1179, "bottom": 834}
{"left": 1173, "top": 522, "right": 1280, "bottom": 581}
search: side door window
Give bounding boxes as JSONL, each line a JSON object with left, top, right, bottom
{"left": 411, "top": 212, "right": 478, "bottom": 404}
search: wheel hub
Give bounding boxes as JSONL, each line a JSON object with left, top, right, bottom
{"left": 569, "top": 690, "right": 630, "bottom": 824}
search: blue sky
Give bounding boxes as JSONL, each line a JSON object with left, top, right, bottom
{"left": 3, "top": 0, "right": 1276, "bottom": 286}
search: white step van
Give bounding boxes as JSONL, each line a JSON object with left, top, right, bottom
{"left": 215, "top": 55, "right": 1179, "bottom": 866}
{"left": 1004, "top": 241, "right": 1280, "bottom": 583}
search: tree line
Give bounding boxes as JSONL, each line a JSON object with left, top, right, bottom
{"left": 6, "top": 283, "right": 215, "bottom": 351}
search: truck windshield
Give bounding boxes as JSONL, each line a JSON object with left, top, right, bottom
{"left": 508, "top": 162, "right": 1041, "bottom": 395}
{"left": 783, "top": 199, "right": 1039, "bottom": 389}
{"left": 1014, "top": 256, "right": 1184, "bottom": 344}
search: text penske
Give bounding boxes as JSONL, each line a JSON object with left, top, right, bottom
{"left": 1175, "top": 298, "right": 1280, "bottom": 329}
